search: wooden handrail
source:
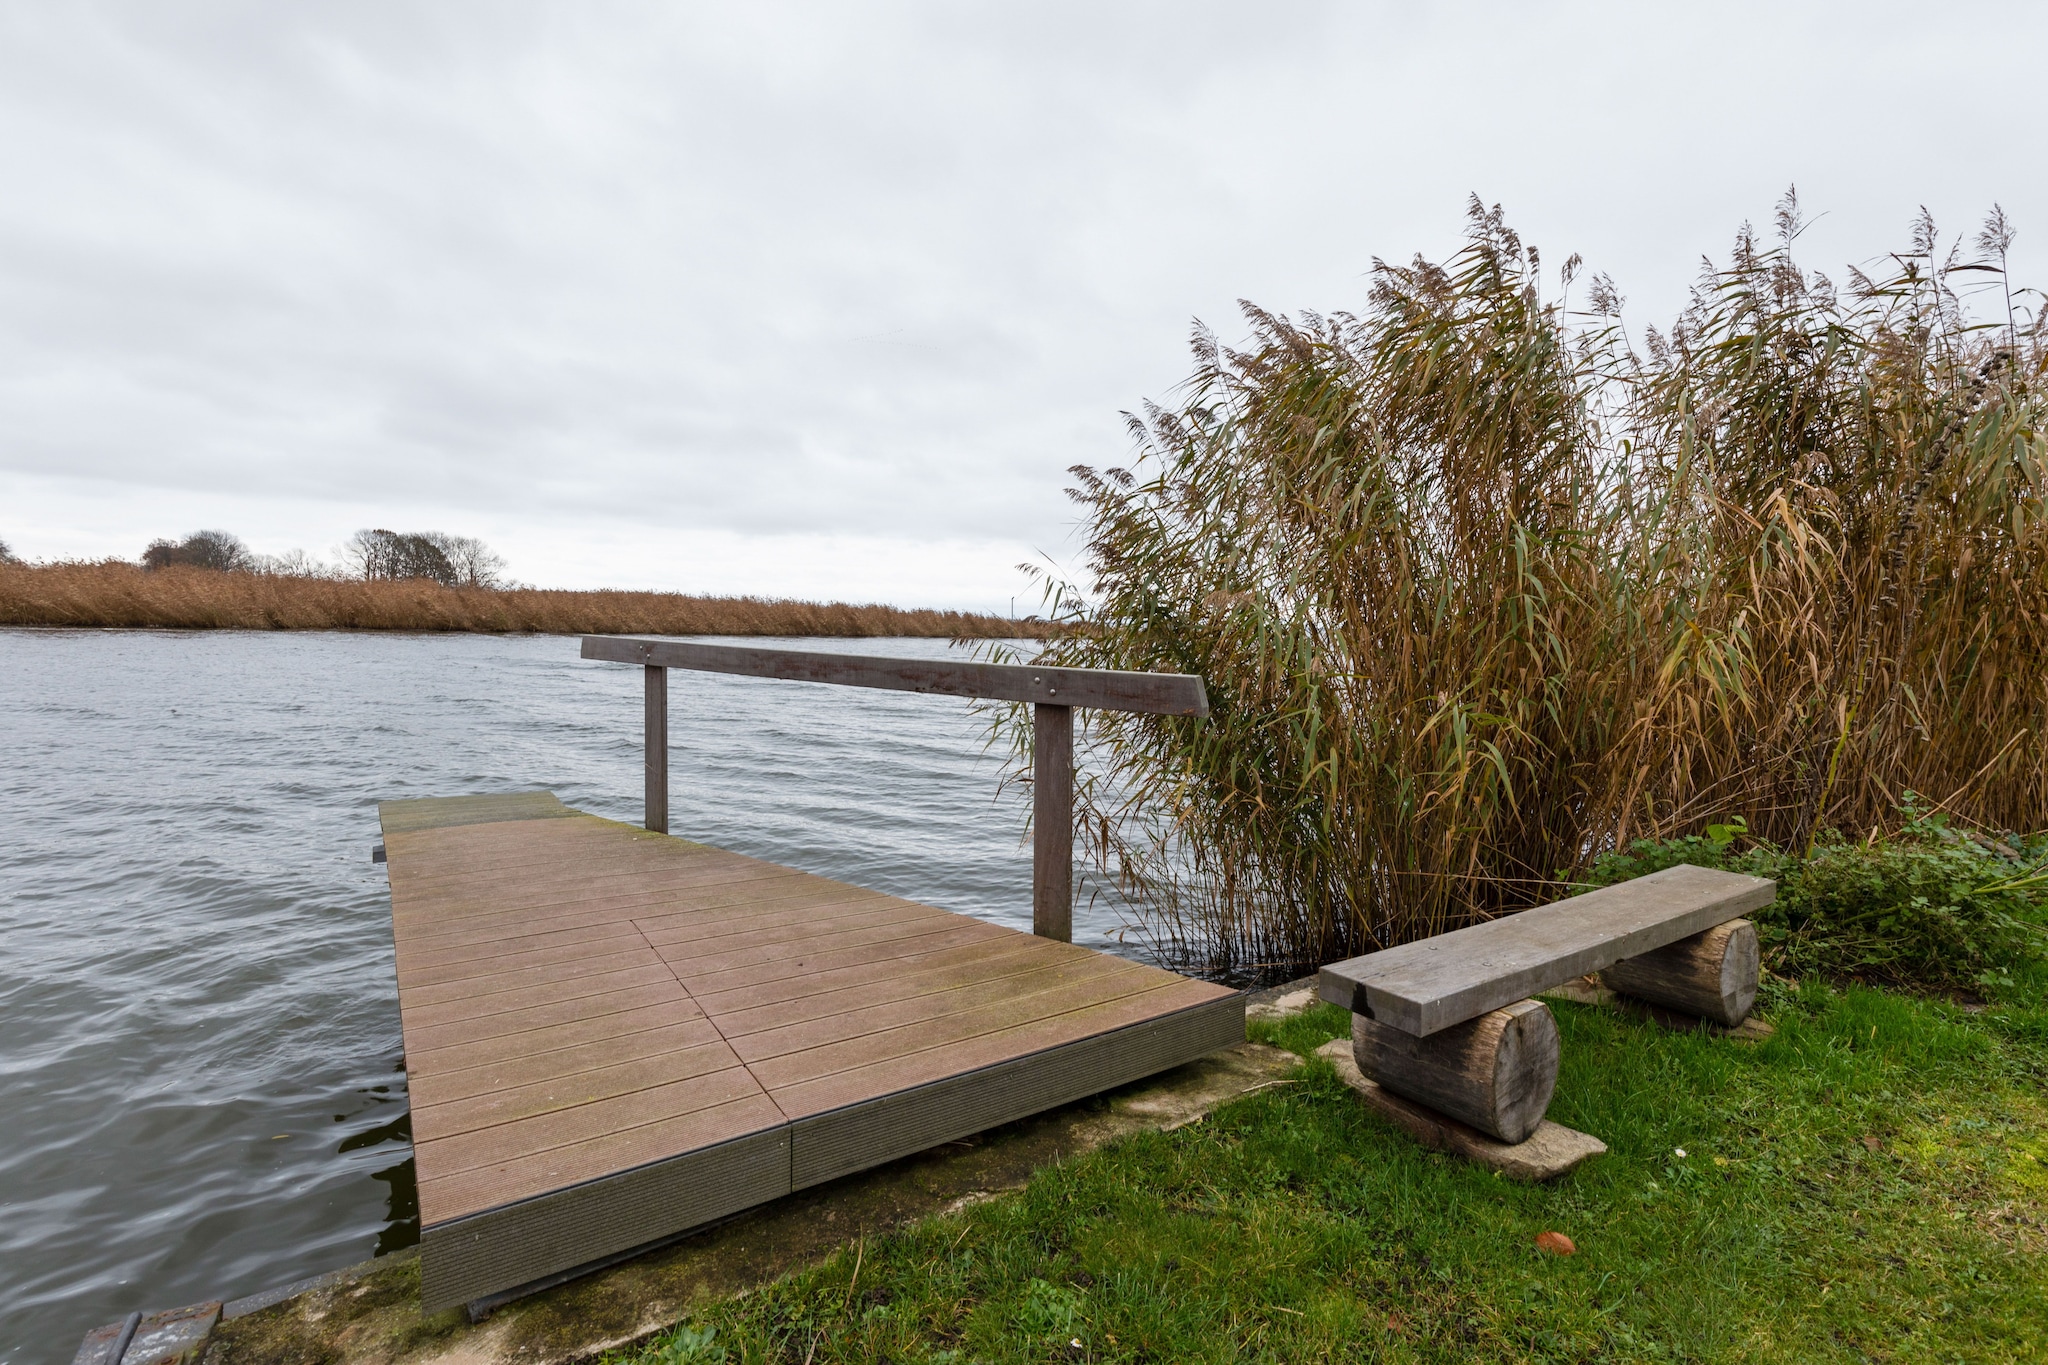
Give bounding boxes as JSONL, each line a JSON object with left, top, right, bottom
{"left": 580, "top": 635, "right": 1210, "bottom": 943}
{"left": 580, "top": 636, "right": 1208, "bottom": 715}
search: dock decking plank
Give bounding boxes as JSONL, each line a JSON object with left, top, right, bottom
{"left": 745, "top": 971, "right": 1217, "bottom": 1092}
{"left": 390, "top": 878, "right": 848, "bottom": 948}
{"left": 420, "top": 1126, "right": 792, "bottom": 1314}
{"left": 670, "top": 919, "right": 1012, "bottom": 995}
{"left": 380, "top": 791, "right": 1242, "bottom": 1313}
{"left": 414, "top": 1065, "right": 775, "bottom": 1194}
{"left": 407, "top": 1016, "right": 731, "bottom": 1110}
{"left": 390, "top": 860, "right": 811, "bottom": 929}
{"left": 725, "top": 955, "right": 1159, "bottom": 1060}
{"left": 400, "top": 946, "right": 668, "bottom": 1009}
{"left": 407, "top": 996, "right": 710, "bottom": 1077}
{"left": 633, "top": 890, "right": 917, "bottom": 946}
{"left": 397, "top": 963, "right": 682, "bottom": 1033}
{"left": 772, "top": 981, "right": 1235, "bottom": 1123}
{"left": 659, "top": 910, "right": 995, "bottom": 978}
{"left": 411, "top": 1034, "right": 746, "bottom": 1144}
{"left": 379, "top": 789, "right": 576, "bottom": 833}
{"left": 401, "top": 981, "right": 697, "bottom": 1056}
{"left": 696, "top": 933, "right": 1058, "bottom": 1023}
{"left": 395, "top": 923, "right": 653, "bottom": 986}
{"left": 787, "top": 994, "right": 1244, "bottom": 1188}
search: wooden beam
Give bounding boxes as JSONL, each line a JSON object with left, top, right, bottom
{"left": 1318, "top": 864, "right": 1775, "bottom": 1036}
{"left": 1032, "top": 703, "right": 1073, "bottom": 941}
{"left": 583, "top": 636, "right": 1207, "bottom": 717}
{"left": 644, "top": 665, "right": 668, "bottom": 835}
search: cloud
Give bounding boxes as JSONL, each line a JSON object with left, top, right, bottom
{"left": 2, "top": 1, "right": 2041, "bottom": 608}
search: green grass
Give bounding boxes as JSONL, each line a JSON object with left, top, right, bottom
{"left": 621, "top": 978, "right": 2048, "bottom": 1364}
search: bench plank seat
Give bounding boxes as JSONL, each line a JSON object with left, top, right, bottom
{"left": 1318, "top": 865, "right": 1774, "bottom": 1036}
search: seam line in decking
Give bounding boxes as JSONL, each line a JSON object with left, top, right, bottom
{"left": 626, "top": 917, "right": 802, "bottom": 1129}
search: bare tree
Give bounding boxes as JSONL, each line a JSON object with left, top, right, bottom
{"left": 250, "top": 548, "right": 332, "bottom": 577}
{"left": 424, "top": 533, "right": 507, "bottom": 588}
{"left": 344, "top": 528, "right": 466, "bottom": 585}
{"left": 0, "top": 537, "right": 17, "bottom": 564}
{"left": 342, "top": 528, "right": 400, "bottom": 579}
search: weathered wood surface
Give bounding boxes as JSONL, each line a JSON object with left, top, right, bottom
{"left": 643, "top": 664, "right": 668, "bottom": 834}
{"left": 1599, "top": 918, "right": 1759, "bottom": 1026}
{"left": 581, "top": 636, "right": 1210, "bottom": 716}
{"left": 1318, "top": 864, "right": 1776, "bottom": 1036}
{"left": 1352, "top": 999, "right": 1559, "bottom": 1143}
{"left": 1032, "top": 703, "right": 1074, "bottom": 942}
{"left": 379, "top": 791, "right": 1241, "bottom": 1313}
{"left": 1316, "top": 1039, "right": 1605, "bottom": 1180}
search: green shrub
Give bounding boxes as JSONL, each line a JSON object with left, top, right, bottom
{"left": 1581, "top": 804, "right": 2048, "bottom": 991}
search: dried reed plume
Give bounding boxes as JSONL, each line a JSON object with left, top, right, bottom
{"left": 1021, "top": 194, "right": 2048, "bottom": 979}
{"left": 0, "top": 561, "right": 1039, "bottom": 638}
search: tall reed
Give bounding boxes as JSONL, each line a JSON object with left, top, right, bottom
{"left": 0, "top": 561, "right": 1040, "bottom": 638}
{"left": 1017, "top": 196, "right": 2048, "bottom": 979}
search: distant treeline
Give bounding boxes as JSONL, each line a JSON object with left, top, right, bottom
{"left": 0, "top": 532, "right": 1041, "bottom": 637}
{"left": 137, "top": 527, "right": 507, "bottom": 587}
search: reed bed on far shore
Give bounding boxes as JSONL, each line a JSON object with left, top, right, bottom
{"left": 0, "top": 560, "right": 1040, "bottom": 637}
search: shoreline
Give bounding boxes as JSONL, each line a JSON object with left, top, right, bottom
{"left": 0, "top": 562, "right": 1049, "bottom": 637}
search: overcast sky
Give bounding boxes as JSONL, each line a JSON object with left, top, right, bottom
{"left": 2, "top": 3, "right": 2040, "bottom": 610}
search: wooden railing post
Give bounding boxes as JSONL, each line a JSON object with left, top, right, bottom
{"left": 644, "top": 664, "right": 668, "bottom": 834}
{"left": 1032, "top": 702, "right": 1073, "bottom": 941}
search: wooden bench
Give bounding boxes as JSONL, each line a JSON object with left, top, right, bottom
{"left": 1316, "top": 865, "right": 1774, "bottom": 1146}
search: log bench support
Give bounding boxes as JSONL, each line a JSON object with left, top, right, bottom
{"left": 1318, "top": 865, "right": 1775, "bottom": 1157}
{"left": 1352, "top": 999, "right": 1559, "bottom": 1144}
{"left": 1600, "top": 918, "right": 1758, "bottom": 1027}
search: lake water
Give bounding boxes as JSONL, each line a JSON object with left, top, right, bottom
{"left": 0, "top": 630, "right": 1142, "bottom": 1362}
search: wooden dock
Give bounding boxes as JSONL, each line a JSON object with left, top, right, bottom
{"left": 385, "top": 791, "right": 1242, "bottom": 1313}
